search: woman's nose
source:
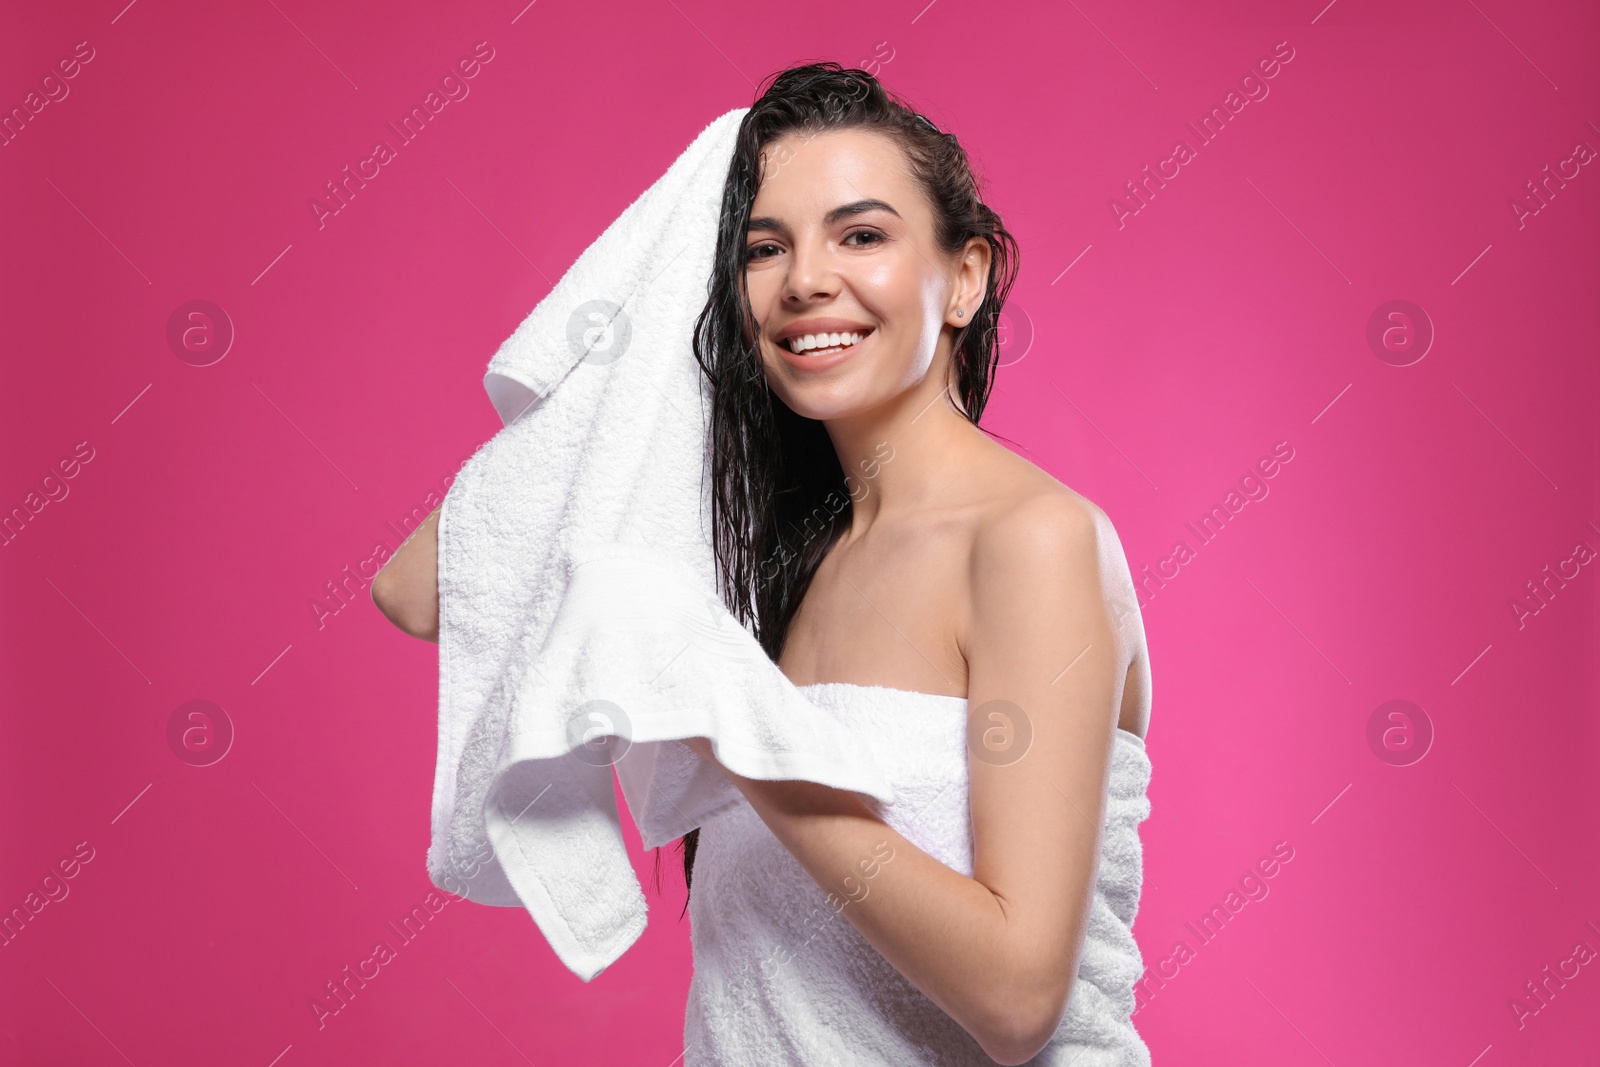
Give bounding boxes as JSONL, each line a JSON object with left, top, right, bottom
{"left": 784, "top": 240, "right": 839, "bottom": 302}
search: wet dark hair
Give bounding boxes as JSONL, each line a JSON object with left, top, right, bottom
{"left": 663, "top": 62, "right": 1020, "bottom": 902}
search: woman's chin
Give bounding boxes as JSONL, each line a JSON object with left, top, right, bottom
{"left": 766, "top": 372, "right": 865, "bottom": 417}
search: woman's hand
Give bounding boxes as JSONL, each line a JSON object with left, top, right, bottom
{"left": 371, "top": 506, "right": 441, "bottom": 641}
{"left": 679, "top": 735, "right": 719, "bottom": 766}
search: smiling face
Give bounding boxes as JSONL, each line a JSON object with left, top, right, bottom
{"left": 743, "top": 127, "right": 987, "bottom": 421}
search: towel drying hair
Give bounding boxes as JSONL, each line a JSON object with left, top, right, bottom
{"left": 675, "top": 62, "right": 1022, "bottom": 895}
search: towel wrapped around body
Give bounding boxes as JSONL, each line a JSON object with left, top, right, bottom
{"left": 685, "top": 683, "right": 1154, "bottom": 1066}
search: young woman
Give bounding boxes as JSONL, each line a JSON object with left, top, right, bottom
{"left": 375, "top": 63, "right": 1153, "bottom": 1067}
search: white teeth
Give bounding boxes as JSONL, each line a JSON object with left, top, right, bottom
{"left": 785, "top": 330, "right": 868, "bottom": 354}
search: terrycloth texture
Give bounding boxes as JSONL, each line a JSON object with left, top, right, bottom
{"left": 685, "top": 683, "right": 1154, "bottom": 1067}
{"left": 428, "top": 107, "right": 899, "bottom": 983}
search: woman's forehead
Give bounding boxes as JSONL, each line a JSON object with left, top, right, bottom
{"left": 751, "top": 130, "right": 915, "bottom": 218}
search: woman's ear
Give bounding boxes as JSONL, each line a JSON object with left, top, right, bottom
{"left": 961, "top": 237, "right": 991, "bottom": 313}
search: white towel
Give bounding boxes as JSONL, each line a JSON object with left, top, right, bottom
{"left": 685, "top": 684, "right": 1154, "bottom": 1065}
{"left": 427, "top": 106, "right": 899, "bottom": 983}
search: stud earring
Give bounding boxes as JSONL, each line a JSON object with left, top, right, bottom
{"left": 955, "top": 309, "right": 964, "bottom": 318}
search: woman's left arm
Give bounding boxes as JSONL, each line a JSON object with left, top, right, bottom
{"left": 683, "top": 494, "right": 1139, "bottom": 1067}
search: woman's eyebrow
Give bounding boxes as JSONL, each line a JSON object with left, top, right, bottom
{"left": 747, "top": 199, "right": 901, "bottom": 233}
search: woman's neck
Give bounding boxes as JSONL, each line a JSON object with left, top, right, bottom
{"left": 826, "top": 383, "right": 988, "bottom": 531}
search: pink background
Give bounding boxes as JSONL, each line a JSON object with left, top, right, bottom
{"left": 3, "top": 0, "right": 1596, "bottom": 1063}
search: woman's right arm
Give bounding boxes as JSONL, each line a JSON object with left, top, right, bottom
{"left": 371, "top": 506, "right": 440, "bottom": 642}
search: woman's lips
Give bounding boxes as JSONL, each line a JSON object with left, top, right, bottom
{"left": 777, "top": 329, "right": 872, "bottom": 372}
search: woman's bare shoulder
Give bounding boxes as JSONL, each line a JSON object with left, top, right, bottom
{"left": 963, "top": 440, "right": 1111, "bottom": 546}
{"left": 962, "top": 444, "right": 1145, "bottom": 658}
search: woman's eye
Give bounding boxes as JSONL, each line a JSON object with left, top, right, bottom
{"left": 747, "top": 232, "right": 882, "bottom": 259}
